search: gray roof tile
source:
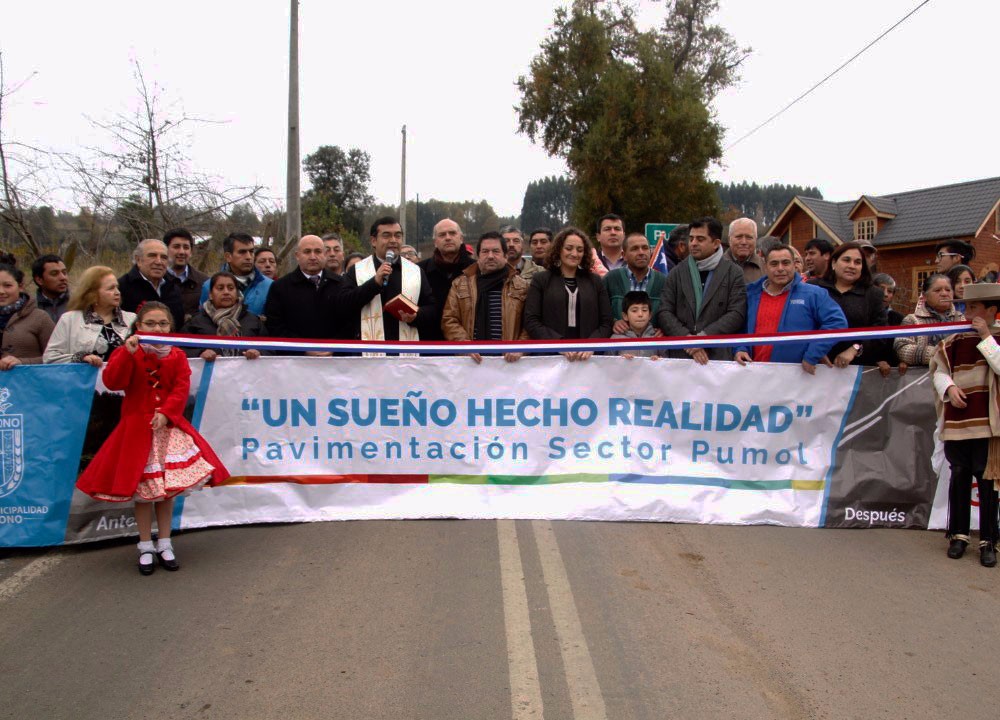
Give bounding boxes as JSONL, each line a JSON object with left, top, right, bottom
{"left": 799, "top": 197, "right": 852, "bottom": 241}
{"left": 862, "top": 195, "right": 898, "bottom": 215}
{"left": 874, "top": 176, "right": 1000, "bottom": 246}
{"left": 789, "top": 177, "right": 1000, "bottom": 247}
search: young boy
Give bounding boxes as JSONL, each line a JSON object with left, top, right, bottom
{"left": 612, "top": 291, "right": 660, "bottom": 360}
{"left": 930, "top": 283, "right": 1000, "bottom": 567}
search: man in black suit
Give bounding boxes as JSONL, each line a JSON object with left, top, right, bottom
{"left": 419, "top": 218, "right": 475, "bottom": 340}
{"left": 656, "top": 217, "right": 747, "bottom": 364}
{"left": 163, "top": 227, "right": 210, "bottom": 322}
{"left": 264, "top": 235, "right": 342, "bottom": 355}
{"left": 118, "top": 238, "right": 185, "bottom": 329}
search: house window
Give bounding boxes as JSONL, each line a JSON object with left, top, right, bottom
{"left": 912, "top": 268, "right": 932, "bottom": 296}
{"left": 855, "top": 218, "right": 876, "bottom": 241}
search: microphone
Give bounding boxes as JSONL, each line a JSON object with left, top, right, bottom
{"left": 383, "top": 250, "right": 397, "bottom": 286}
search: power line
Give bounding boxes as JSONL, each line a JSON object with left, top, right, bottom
{"left": 724, "top": 0, "right": 932, "bottom": 151}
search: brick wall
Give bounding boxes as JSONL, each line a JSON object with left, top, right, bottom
{"left": 777, "top": 199, "right": 1000, "bottom": 316}
{"left": 875, "top": 245, "right": 936, "bottom": 313}
{"left": 974, "top": 206, "right": 1000, "bottom": 277}
{"left": 789, "top": 211, "right": 815, "bottom": 247}
{"left": 878, "top": 231, "right": 998, "bottom": 314}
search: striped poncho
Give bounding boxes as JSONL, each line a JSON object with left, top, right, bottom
{"left": 930, "top": 331, "right": 1000, "bottom": 484}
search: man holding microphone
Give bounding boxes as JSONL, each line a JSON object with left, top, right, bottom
{"left": 336, "top": 216, "right": 435, "bottom": 351}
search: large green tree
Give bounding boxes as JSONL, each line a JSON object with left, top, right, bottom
{"left": 516, "top": 0, "right": 747, "bottom": 229}
{"left": 520, "top": 176, "right": 576, "bottom": 232}
{"left": 301, "top": 190, "right": 349, "bottom": 247}
{"left": 715, "top": 182, "right": 823, "bottom": 228}
{"left": 302, "top": 145, "right": 374, "bottom": 235}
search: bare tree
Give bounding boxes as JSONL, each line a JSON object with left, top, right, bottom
{"left": 63, "top": 61, "right": 267, "bottom": 258}
{"left": 0, "top": 53, "right": 48, "bottom": 260}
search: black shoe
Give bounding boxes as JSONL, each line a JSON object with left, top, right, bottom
{"left": 138, "top": 551, "right": 155, "bottom": 576}
{"left": 157, "top": 551, "right": 179, "bottom": 571}
{"left": 980, "top": 544, "right": 997, "bottom": 568}
{"left": 947, "top": 539, "right": 967, "bottom": 559}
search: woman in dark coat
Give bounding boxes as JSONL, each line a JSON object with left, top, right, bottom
{"left": 523, "top": 226, "right": 612, "bottom": 361}
{"left": 813, "top": 241, "right": 888, "bottom": 371}
{"left": 180, "top": 272, "right": 268, "bottom": 361}
{"left": 0, "top": 263, "right": 54, "bottom": 370}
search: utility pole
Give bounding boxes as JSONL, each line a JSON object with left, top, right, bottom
{"left": 399, "top": 125, "right": 407, "bottom": 238}
{"left": 285, "top": 0, "right": 301, "bottom": 248}
{"left": 415, "top": 192, "right": 420, "bottom": 257}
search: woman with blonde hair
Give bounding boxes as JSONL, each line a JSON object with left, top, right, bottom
{"left": 44, "top": 266, "right": 136, "bottom": 366}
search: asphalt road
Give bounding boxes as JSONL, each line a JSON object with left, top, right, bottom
{"left": 1, "top": 521, "right": 998, "bottom": 720}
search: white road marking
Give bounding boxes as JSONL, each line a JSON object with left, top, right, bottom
{"left": 532, "top": 520, "right": 608, "bottom": 720}
{"left": 497, "top": 520, "right": 544, "bottom": 720}
{"left": 0, "top": 551, "right": 63, "bottom": 602}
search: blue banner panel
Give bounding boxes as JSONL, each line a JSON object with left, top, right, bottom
{"left": 0, "top": 365, "right": 96, "bottom": 547}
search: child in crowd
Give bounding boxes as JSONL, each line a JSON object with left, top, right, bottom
{"left": 613, "top": 291, "right": 660, "bottom": 360}
{"left": 76, "top": 301, "right": 229, "bottom": 575}
{"left": 930, "top": 284, "right": 1000, "bottom": 567}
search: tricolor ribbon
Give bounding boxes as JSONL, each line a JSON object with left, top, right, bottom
{"left": 137, "top": 322, "right": 973, "bottom": 355}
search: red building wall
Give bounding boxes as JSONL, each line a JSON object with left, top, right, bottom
{"left": 879, "top": 230, "right": 990, "bottom": 314}
{"left": 789, "top": 211, "right": 816, "bottom": 248}
{"left": 875, "top": 245, "right": 937, "bottom": 313}
{"left": 775, "top": 200, "right": 1000, "bottom": 314}
{"left": 973, "top": 206, "right": 1000, "bottom": 278}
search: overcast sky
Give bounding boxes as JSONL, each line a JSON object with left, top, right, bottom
{"left": 2, "top": 0, "right": 998, "bottom": 220}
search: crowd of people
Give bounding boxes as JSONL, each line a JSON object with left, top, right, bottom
{"left": 4, "top": 214, "right": 999, "bottom": 569}
{"left": 10, "top": 214, "right": 984, "bottom": 373}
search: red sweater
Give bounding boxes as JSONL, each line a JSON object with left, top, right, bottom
{"left": 752, "top": 290, "right": 790, "bottom": 362}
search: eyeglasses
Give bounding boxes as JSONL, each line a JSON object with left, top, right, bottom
{"left": 139, "top": 321, "right": 172, "bottom": 329}
{"left": 936, "top": 252, "right": 961, "bottom": 260}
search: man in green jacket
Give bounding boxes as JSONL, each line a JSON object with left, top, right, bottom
{"left": 603, "top": 232, "right": 666, "bottom": 334}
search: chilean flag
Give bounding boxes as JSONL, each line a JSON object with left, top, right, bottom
{"left": 650, "top": 233, "right": 672, "bottom": 275}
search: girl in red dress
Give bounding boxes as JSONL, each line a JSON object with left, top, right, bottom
{"left": 76, "top": 302, "right": 229, "bottom": 575}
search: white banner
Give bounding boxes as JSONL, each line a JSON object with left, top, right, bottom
{"left": 179, "top": 356, "right": 862, "bottom": 528}
{"left": 199, "top": 356, "right": 859, "bottom": 479}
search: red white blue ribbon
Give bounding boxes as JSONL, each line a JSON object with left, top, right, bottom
{"left": 138, "top": 322, "right": 973, "bottom": 355}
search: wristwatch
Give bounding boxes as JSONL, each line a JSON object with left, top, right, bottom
{"left": 851, "top": 343, "right": 862, "bottom": 356}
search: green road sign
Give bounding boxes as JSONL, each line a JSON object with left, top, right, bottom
{"left": 645, "top": 223, "right": 680, "bottom": 247}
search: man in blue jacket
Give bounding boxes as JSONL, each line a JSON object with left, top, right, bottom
{"left": 200, "top": 232, "right": 273, "bottom": 316}
{"left": 734, "top": 244, "right": 847, "bottom": 374}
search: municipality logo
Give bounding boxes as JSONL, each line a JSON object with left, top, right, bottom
{"left": 0, "top": 388, "right": 24, "bottom": 499}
